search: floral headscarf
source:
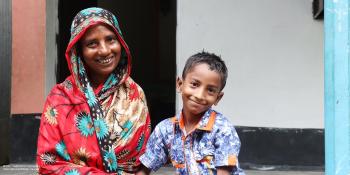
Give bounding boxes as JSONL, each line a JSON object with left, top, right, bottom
{"left": 66, "top": 7, "right": 131, "bottom": 99}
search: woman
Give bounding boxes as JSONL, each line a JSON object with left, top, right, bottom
{"left": 36, "top": 7, "right": 151, "bottom": 175}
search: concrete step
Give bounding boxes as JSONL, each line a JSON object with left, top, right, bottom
{"left": 0, "top": 164, "right": 324, "bottom": 175}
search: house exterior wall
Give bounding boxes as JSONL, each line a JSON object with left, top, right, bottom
{"left": 5, "top": 0, "right": 325, "bottom": 166}
{"left": 11, "top": 0, "right": 46, "bottom": 114}
{"left": 176, "top": 0, "right": 324, "bottom": 129}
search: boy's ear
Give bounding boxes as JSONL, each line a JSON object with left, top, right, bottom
{"left": 176, "top": 77, "right": 183, "bottom": 93}
{"left": 214, "top": 91, "right": 224, "bottom": 106}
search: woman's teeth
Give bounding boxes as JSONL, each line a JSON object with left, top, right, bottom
{"left": 98, "top": 57, "right": 112, "bottom": 64}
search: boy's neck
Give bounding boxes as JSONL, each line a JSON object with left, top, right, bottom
{"left": 182, "top": 110, "right": 204, "bottom": 134}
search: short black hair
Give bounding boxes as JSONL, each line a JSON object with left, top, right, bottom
{"left": 182, "top": 51, "right": 228, "bottom": 90}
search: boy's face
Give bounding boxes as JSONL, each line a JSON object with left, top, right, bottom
{"left": 177, "top": 63, "right": 224, "bottom": 118}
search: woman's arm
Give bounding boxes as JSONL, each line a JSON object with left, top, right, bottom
{"left": 37, "top": 115, "right": 109, "bottom": 174}
{"left": 36, "top": 92, "right": 109, "bottom": 175}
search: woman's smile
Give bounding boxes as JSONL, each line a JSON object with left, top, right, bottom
{"left": 96, "top": 56, "right": 113, "bottom": 64}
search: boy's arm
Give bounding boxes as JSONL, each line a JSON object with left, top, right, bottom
{"left": 214, "top": 120, "right": 243, "bottom": 174}
{"left": 139, "top": 120, "right": 170, "bottom": 172}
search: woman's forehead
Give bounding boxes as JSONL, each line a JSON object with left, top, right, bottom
{"left": 82, "top": 24, "right": 116, "bottom": 39}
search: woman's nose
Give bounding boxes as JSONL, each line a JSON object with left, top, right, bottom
{"left": 98, "top": 42, "right": 110, "bottom": 55}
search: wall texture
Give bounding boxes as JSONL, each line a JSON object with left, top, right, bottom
{"left": 12, "top": 0, "right": 46, "bottom": 114}
{"left": 177, "top": 0, "right": 324, "bottom": 128}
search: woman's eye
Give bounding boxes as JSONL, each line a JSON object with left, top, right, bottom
{"left": 86, "top": 42, "right": 97, "bottom": 48}
{"left": 107, "top": 36, "right": 118, "bottom": 43}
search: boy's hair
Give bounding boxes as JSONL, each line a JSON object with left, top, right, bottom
{"left": 182, "top": 51, "right": 228, "bottom": 90}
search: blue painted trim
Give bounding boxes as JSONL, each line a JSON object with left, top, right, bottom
{"left": 325, "top": 0, "right": 350, "bottom": 174}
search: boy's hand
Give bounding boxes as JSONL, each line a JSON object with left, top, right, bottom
{"left": 217, "top": 166, "right": 233, "bottom": 175}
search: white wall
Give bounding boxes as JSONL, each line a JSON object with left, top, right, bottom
{"left": 176, "top": 0, "right": 324, "bottom": 128}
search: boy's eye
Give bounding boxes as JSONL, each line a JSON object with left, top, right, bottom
{"left": 208, "top": 88, "right": 218, "bottom": 94}
{"left": 190, "top": 82, "right": 199, "bottom": 87}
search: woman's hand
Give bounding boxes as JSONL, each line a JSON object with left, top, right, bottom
{"left": 135, "top": 164, "right": 150, "bottom": 175}
{"left": 217, "top": 166, "right": 233, "bottom": 175}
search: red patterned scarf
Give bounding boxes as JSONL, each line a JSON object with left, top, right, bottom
{"left": 37, "top": 7, "right": 151, "bottom": 174}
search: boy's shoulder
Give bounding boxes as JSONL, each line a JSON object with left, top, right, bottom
{"left": 153, "top": 109, "right": 238, "bottom": 132}
{"left": 153, "top": 116, "right": 177, "bottom": 132}
{"left": 211, "top": 109, "right": 237, "bottom": 130}
{"left": 157, "top": 117, "right": 175, "bottom": 127}
{"left": 156, "top": 112, "right": 183, "bottom": 126}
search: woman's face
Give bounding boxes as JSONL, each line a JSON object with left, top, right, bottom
{"left": 80, "top": 24, "right": 122, "bottom": 83}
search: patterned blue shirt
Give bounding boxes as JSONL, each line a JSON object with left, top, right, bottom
{"left": 140, "top": 109, "right": 245, "bottom": 175}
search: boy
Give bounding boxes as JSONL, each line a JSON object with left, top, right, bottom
{"left": 138, "top": 51, "right": 245, "bottom": 175}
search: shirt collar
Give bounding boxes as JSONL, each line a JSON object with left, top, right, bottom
{"left": 172, "top": 108, "right": 217, "bottom": 132}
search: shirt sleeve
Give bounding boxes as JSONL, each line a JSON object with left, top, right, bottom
{"left": 139, "top": 120, "right": 169, "bottom": 171}
{"left": 36, "top": 90, "right": 110, "bottom": 175}
{"left": 213, "top": 121, "right": 241, "bottom": 168}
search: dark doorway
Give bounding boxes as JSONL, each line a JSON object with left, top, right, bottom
{"left": 57, "top": 1, "right": 176, "bottom": 128}
{"left": 0, "top": 0, "right": 11, "bottom": 166}
{"left": 56, "top": 0, "right": 98, "bottom": 83}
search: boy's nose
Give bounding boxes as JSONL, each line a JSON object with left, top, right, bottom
{"left": 194, "top": 88, "right": 205, "bottom": 100}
